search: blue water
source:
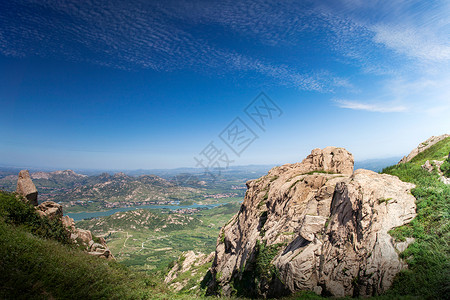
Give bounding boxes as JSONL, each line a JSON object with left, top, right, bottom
{"left": 67, "top": 203, "right": 224, "bottom": 221}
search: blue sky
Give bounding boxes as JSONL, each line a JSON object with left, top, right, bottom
{"left": 0, "top": 0, "right": 449, "bottom": 170}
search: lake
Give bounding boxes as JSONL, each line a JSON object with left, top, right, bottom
{"left": 67, "top": 203, "right": 225, "bottom": 221}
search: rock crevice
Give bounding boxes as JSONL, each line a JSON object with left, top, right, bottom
{"left": 208, "top": 147, "right": 416, "bottom": 298}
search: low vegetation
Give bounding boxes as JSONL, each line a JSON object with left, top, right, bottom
{"left": 0, "top": 192, "right": 70, "bottom": 244}
{"left": 0, "top": 191, "right": 214, "bottom": 299}
{"left": 381, "top": 140, "right": 450, "bottom": 299}
{"left": 440, "top": 157, "right": 450, "bottom": 177}
{"left": 409, "top": 137, "right": 450, "bottom": 165}
{"left": 0, "top": 192, "right": 153, "bottom": 299}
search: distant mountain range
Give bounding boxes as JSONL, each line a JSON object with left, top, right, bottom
{"left": 0, "top": 158, "right": 398, "bottom": 213}
{"left": 0, "top": 170, "right": 209, "bottom": 212}
{"left": 0, "top": 157, "right": 398, "bottom": 180}
{"left": 354, "top": 156, "right": 402, "bottom": 172}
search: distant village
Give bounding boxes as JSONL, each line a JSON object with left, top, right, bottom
{"left": 202, "top": 192, "right": 238, "bottom": 199}
{"left": 65, "top": 199, "right": 182, "bottom": 209}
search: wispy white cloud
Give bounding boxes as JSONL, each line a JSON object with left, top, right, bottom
{"left": 0, "top": 0, "right": 352, "bottom": 92}
{"left": 315, "top": 0, "right": 450, "bottom": 115}
{"left": 335, "top": 99, "right": 408, "bottom": 113}
{"left": 1, "top": 0, "right": 448, "bottom": 100}
{"left": 372, "top": 25, "right": 450, "bottom": 63}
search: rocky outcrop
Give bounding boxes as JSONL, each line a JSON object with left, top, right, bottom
{"left": 16, "top": 170, "right": 38, "bottom": 206}
{"left": 399, "top": 134, "right": 449, "bottom": 164}
{"left": 165, "top": 251, "right": 214, "bottom": 291}
{"left": 36, "top": 201, "right": 63, "bottom": 219}
{"left": 14, "top": 170, "right": 114, "bottom": 259}
{"left": 208, "top": 147, "right": 416, "bottom": 298}
{"left": 316, "top": 169, "right": 415, "bottom": 297}
{"left": 63, "top": 215, "right": 114, "bottom": 259}
{"left": 301, "top": 146, "right": 354, "bottom": 175}
{"left": 421, "top": 159, "right": 450, "bottom": 185}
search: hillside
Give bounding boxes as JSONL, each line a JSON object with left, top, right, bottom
{"left": 0, "top": 191, "right": 165, "bottom": 299}
{"left": 380, "top": 136, "right": 450, "bottom": 298}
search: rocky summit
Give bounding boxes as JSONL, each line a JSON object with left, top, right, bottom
{"left": 208, "top": 147, "right": 416, "bottom": 298}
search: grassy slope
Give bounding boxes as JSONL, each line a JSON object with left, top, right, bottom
{"left": 409, "top": 137, "right": 450, "bottom": 165}
{"left": 0, "top": 221, "right": 153, "bottom": 300}
{"left": 0, "top": 191, "right": 209, "bottom": 300}
{"left": 381, "top": 137, "right": 450, "bottom": 299}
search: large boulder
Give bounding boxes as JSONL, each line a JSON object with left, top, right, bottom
{"left": 67, "top": 223, "right": 114, "bottom": 260}
{"left": 209, "top": 148, "right": 416, "bottom": 298}
{"left": 302, "top": 146, "right": 354, "bottom": 175}
{"left": 62, "top": 215, "right": 75, "bottom": 229}
{"left": 16, "top": 170, "right": 38, "bottom": 206}
{"left": 74, "top": 228, "right": 93, "bottom": 244}
{"left": 36, "top": 201, "right": 63, "bottom": 219}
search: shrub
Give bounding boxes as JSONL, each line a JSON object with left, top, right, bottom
{"left": 440, "top": 157, "right": 450, "bottom": 177}
{"left": 0, "top": 191, "right": 71, "bottom": 244}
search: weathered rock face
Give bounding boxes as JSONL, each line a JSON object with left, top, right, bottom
{"left": 302, "top": 146, "right": 354, "bottom": 175}
{"left": 63, "top": 215, "right": 114, "bottom": 259}
{"left": 399, "top": 134, "right": 449, "bottom": 164}
{"left": 36, "top": 201, "right": 63, "bottom": 219}
{"left": 209, "top": 147, "right": 416, "bottom": 298}
{"left": 16, "top": 170, "right": 38, "bottom": 206}
{"left": 316, "top": 169, "right": 416, "bottom": 297}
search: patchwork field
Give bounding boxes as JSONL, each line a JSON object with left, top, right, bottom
{"left": 76, "top": 202, "right": 241, "bottom": 272}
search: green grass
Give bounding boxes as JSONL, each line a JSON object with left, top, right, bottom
{"left": 378, "top": 197, "right": 392, "bottom": 204}
{"left": 440, "top": 157, "right": 450, "bottom": 177}
{"left": 269, "top": 175, "right": 279, "bottom": 182}
{"left": 0, "top": 221, "right": 160, "bottom": 299}
{"left": 0, "top": 192, "right": 156, "bottom": 299}
{"left": 409, "top": 137, "right": 450, "bottom": 164}
{"left": 381, "top": 159, "right": 449, "bottom": 299}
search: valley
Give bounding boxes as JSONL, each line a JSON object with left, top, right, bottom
{"left": 0, "top": 168, "right": 259, "bottom": 213}
{"left": 76, "top": 203, "right": 241, "bottom": 271}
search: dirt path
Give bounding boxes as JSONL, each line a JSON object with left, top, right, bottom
{"left": 123, "top": 232, "right": 131, "bottom": 248}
